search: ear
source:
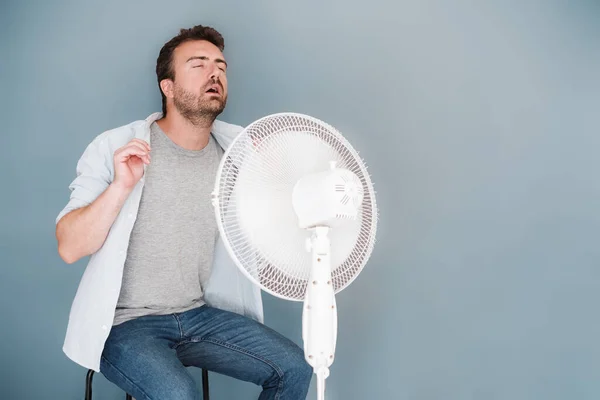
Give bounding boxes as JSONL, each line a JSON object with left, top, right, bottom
{"left": 160, "top": 79, "right": 174, "bottom": 99}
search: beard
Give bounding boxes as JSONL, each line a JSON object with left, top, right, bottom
{"left": 172, "top": 82, "right": 227, "bottom": 126}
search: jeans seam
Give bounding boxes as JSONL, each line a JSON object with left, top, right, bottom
{"left": 101, "top": 355, "right": 153, "bottom": 400}
{"left": 172, "top": 314, "right": 184, "bottom": 339}
{"left": 275, "top": 369, "right": 284, "bottom": 400}
{"left": 177, "top": 337, "right": 285, "bottom": 396}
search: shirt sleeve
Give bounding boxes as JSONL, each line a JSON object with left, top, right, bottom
{"left": 55, "top": 136, "right": 113, "bottom": 224}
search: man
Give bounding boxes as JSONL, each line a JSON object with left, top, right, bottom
{"left": 55, "top": 25, "right": 312, "bottom": 400}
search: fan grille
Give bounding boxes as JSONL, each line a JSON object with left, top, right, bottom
{"left": 214, "top": 113, "right": 377, "bottom": 301}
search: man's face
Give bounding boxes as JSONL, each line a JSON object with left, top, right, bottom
{"left": 167, "top": 40, "right": 228, "bottom": 122}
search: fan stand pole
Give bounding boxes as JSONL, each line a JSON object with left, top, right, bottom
{"left": 303, "top": 226, "right": 338, "bottom": 400}
{"left": 316, "top": 366, "right": 329, "bottom": 400}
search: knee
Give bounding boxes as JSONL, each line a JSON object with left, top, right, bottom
{"left": 282, "top": 346, "right": 313, "bottom": 386}
{"left": 295, "top": 358, "right": 313, "bottom": 387}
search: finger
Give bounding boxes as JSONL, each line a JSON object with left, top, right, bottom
{"left": 130, "top": 139, "right": 151, "bottom": 151}
{"left": 115, "top": 141, "right": 149, "bottom": 156}
{"left": 125, "top": 153, "right": 151, "bottom": 166}
{"left": 140, "top": 154, "right": 151, "bottom": 165}
{"left": 116, "top": 147, "right": 147, "bottom": 162}
{"left": 116, "top": 144, "right": 149, "bottom": 162}
{"left": 136, "top": 150, "right": 151, "bottom": 165}
{"left": 125, "top": 141, "right": 150, "bottom": 155}
{"left": 115, "top": 142, "right": 144, "bottom": 155}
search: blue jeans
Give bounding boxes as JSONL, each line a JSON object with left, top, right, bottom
{"left": 100, "top": 305, "right": 312, "bottom": 400}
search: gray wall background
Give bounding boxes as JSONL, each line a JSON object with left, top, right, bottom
{"left": 1, "top": 0, "right": 599, "bottom": 399}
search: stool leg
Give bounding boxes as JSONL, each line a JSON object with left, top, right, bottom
{"left": 85, "top": 369, "right": 94, "bottom": 400}
{"left": 202, "top": 369, "right": 209, "bottom": 400}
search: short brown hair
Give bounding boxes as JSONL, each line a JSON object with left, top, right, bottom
{"left": 156, "top": 25, "right": 225, "bottom": 116}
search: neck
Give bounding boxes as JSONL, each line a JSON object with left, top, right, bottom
{"left": 156, "top": 110, "right": 214, "bottom": 151}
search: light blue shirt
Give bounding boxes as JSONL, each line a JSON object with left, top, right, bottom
{"left": 56, "top": 112, "right": 263, "bottom": 372}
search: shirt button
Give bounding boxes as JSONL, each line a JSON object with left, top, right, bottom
{"left": 119, "top": 250, "right": 125, "bottom": 255}
{"left": 128, "top": 213, "right": 134, "bottom": 219}
{"left": 101, "top": 325, "right": 108, "bottom": 331}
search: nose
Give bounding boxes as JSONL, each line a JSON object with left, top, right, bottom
{"left": 209, "top": 62, "right": 222, "bottom": 81}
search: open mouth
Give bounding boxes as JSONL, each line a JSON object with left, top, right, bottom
{"left": 206, "top": 85, "right": 220, "bottom": 95}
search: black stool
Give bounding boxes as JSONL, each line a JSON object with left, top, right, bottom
{"left": 85, "top": 368, "right": 210, "bottom": 399}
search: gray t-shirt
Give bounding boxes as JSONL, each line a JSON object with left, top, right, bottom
{"left": 113, "top": 122, "right": 221, "bottom": 326}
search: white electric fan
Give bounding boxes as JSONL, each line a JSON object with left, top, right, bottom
{"left": 212, "top": 113, "right": 377, "bottom": 400}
